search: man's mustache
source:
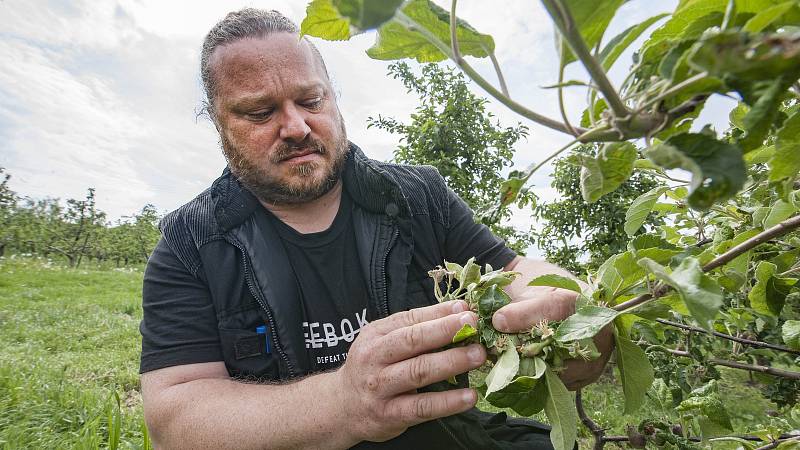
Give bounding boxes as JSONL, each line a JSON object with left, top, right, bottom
{"left": 273, "top": 138, "right": 327, "bottom": 162}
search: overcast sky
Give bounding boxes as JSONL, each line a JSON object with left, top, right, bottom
{"left": 1, "top": 0, "right": 705, "bottom": 238}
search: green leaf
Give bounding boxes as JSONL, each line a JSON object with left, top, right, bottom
{"left": 599, "top": 13, "right": 669, "bottom": 71}
{"left": 483, "top": 375, "right": 548, "bottom": 416}
{"left": 551, "top": 0, "right": 626, "bottom": 67}
{"left": 625, "top": 186, "right": 669, "bottom": 236}
{"left": 543, "top": 368, "right": 578, "bottom": 450}
{"left": 577, "top": 142, "right": 637, "bottom": 203}
{"left": 677, "top": 381, "right": 733, "bottom": 433}
{"left": 638, "top": 257, "right": 723, "bottom": 330}
{"left": 769, "top": 111, "right": 800, "bottom": 182}
{"left": 688, "top": 30, "right": 800, "bottom": 151}
{"left": 597, "top": 251, "right": 646, "bottom": 301}
{"left": 452, "top": 323, "right": 478, "bottom": 344}
{"left": 580, "top": 98, "right": 607, "bottom": 128}
{"left": 763, "top": 199, "right": 797, "bottom": 229}
{"left": 749, "top": 261, "right": 797, "bottom": 316}
{"left": 478, "top": 285, "right": 512, "bottom": 317}
{"left": 301, "top": 0, "right": 353, "bottom": 40}
{"left": 614, "top": 326, "right": 654, "bottom": 414}
{"left": 485, "top": 347, "right": 520, "bottom": 396}
{"left": 554, "top": 305, "right": 618, "bottom": 342}
{"left": 333, "top": 0, "right": 404, "bottom": 31}
{"left": 366, "top": 0, "right": 495, "bottom": 63}
{"left": 460, "top": 257, "right": 481, "bottom": 286}
{"left": 528, "top": 274, "right": 581, "bottom": 293}
{"left": 644, "top": 133, "right": 746, "bottom": 210}
{"left": 783, "top": 320, "right": 800, "bottom": 350}
{"left": 743, "top": 1, "right": 799, "bottom": 32}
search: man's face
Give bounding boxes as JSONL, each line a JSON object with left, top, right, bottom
{"left": 209, "top": 33, "right": 348, "bottom": 204}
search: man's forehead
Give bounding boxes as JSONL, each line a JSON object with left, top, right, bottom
{"left": 210, "top": 34, "right": 320, "bottom": 73}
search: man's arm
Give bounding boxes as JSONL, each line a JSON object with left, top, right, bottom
{"left": 141, "top": 300, "right": 487, "bottom": 450}
{"left": 497, "top": 256, "right": 613, "bottom": 389}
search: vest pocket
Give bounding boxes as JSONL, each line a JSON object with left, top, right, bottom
{"left": 218, "top": 327, "right": 281, "bottom": 381}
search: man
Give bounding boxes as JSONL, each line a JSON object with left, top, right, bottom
{"left": 140, "top": 8, "right": 611, "bottom": 449}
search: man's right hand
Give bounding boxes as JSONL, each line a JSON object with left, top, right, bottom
{"left": 333, "top": 300, "right": 486, "bottom": 443}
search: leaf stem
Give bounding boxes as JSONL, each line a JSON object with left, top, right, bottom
{"left": 540, "top": 0, "right": 628, "bottom": 118}
{"left": 655, "top": 318, "right": 800, "bottom": 356}
{"left": 634, "top": 72, "right": 710, "bottom": 115}
{"left": 488, "top": 50, "right": 510, "bottom": 97}
{"left": 558, "top": 64, "right": 580, "bottom": 137}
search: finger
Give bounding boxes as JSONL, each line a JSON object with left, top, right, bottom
{"left": 387, "top": 388, "right": 477, "bottom": 427}
{"left": 379, "top": 344, "right": 486, "bottom": 395}
{"left": 369, "top": 300, "right": 469, "bottom": 335}
{"left": 560, "top": 325, "right": 614, "bottom": 390}
{"left": 492, "top": 288, "right": 576, "bottom": 332}
{"left": 378, "top": 311, "right": 477, "bottom": 363}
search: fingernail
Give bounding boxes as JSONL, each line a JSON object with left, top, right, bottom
{"left": 462, "top": 389, "right": 476, "bottom": 405}
{"left": 468, "top": 345, "right": 484, "bottom": 363}
{"left": 493, "top": 313, "right": 508, "bottom": 331}
{"left": 459, "top": 312, "right": 474, "bottom": 326}
{"left": 451, "top": 301, "right": 467, "bottom": 313}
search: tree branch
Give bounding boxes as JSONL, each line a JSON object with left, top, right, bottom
{"left": 539, "top": 0, "right": 628, "bottom": 118}
{"left": 614, "top": 214, "right": 800, "bottom": 312}
{"left": 576, "top": 391, "right": 606, "bottom": 450}
{"left": 656, "top": 318, "right": 800, "bottom": 356}
{"left": 665, "top": 349, "right": 800, "bottom": 380}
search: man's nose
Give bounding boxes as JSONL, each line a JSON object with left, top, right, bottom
{"left": 278, "top": 103, "right": 311, "bottom": 142}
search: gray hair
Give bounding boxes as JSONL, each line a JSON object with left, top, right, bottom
{"left": 199, "top": 8, "right": 329, "bottom": 118}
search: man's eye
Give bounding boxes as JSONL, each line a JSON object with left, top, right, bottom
{"left": 246, "top": 110, "right": 273, "bottom": 121}
{"left": 302, "top": 98, "right": 323, "bottom": 109}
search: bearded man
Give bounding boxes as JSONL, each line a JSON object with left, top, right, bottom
{"left": 139, "top": 8, "right": 611, "bottom": 449}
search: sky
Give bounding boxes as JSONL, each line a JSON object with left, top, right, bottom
{"left": 2, "top": 0, "right": 726, "bottom": 242}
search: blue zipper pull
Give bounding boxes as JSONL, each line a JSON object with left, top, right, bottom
{"left": 255, "top": 325, "right": 271, "bottom": 354}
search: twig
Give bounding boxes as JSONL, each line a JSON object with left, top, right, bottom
{"left": 391, "top": 4, "right": 579, "bottom": 137}
{"left": 558, "top": 65, "right": 580, "bottom": 137}
{"left": 540, "top": 0, "right": 628, "bottom": 118}
{"left": 656, "top": 318, "right": 800, "bottom": 356}
{"left": 487, "top": 50, "right": 509, "bottom": 97}
{"left": 755, "top": 436, "right": 800, "bottom": 450}
{"left": 665, "top": 349, "right": 800, "bottom": 380}
{"left": 614, "top": 214, "right": 800, "bottom": 312}
{"left": 576, "top": 391, "right": 606, "bottom": 450}
{"left": 634, "top": 72, "right": 709, "bottom": 115}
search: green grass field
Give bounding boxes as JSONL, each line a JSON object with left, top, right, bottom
{"left": 0, "top": 256, "right": 779, "bottom": 449}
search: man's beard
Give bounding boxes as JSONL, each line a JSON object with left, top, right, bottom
{"left": 221, "top": 131, "right": 349, "bottom": 205}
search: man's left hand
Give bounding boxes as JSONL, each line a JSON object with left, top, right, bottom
{"left": 492, "top": 264, "right": 614, "bottom": 390}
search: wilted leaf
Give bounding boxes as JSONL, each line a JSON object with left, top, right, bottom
{"left": 543, "top": 368, "right": 578, "bottom": 450}
{"left": 485, "top": 347, "right": 520, "bottom": 396}
{"left": 614, "top": 327, "right": 655, "bottom": 414}
{"left": 749, "top": 261, "right": 797, "bottom": 316}
{"left": 478, "top": 285, "right": 512, "bottom": 317}
{"left": 625, "top": 186, "right": 670, "bottom": 236}
{"left": 528, "top": 274, "right": 581, "bottom": 293}
{"left": 644, "top": 133, "right": 746, "bottom": 210}
{"left": 577, "top": 142, "right": 637, "bottom": 203}
{"left": 367, "top": 0, "right": 495, "bottom": 62}
{"left": 452, "top": 323, "right": 478, "bottom": 344}
{"left": 554, "top": 305, "right": 619, "bottom": 342}
{"left": 638, "top": 257, "right": 723, "bottom": 330}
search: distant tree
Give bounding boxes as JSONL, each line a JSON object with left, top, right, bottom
{"left": 47, "top": 188, "right": 106, "bottom": 267}
{"left": 0, "top": 167, "right": 17, "bottom": 257}
{"left": 368, "top": 62, "right": 534, "bottom": 253}
{"left": 532, "top": 144, "right": 662, "bottom": 274}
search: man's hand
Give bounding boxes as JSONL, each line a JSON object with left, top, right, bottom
{"left": 495, "top": 257, "right": 614, "bottom": 390}
{"left": 334, "top": 300, "right": 486, "bottom": 443}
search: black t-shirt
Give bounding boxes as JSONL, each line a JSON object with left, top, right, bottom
{"left": 140, "top": 185, "right": 516, "bottom": 374}
{"left": 264, "top": 191, "right": 374, "bottom": 371}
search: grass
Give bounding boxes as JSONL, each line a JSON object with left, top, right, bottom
{"left": 0, "top": 256, "right": 147, "bottom": 449}
{"left": 0, "top": 256, "right": 784, "bottom": 449}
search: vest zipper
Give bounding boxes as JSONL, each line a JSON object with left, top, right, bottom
{"left": 379, "top": 224, "right": 399, "bottom": 318}
{"left": 227, "top": 237, "right": 295, "bottom": 377}
{"left": 436, "top": 418, "right": 469, "bottom": 449}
